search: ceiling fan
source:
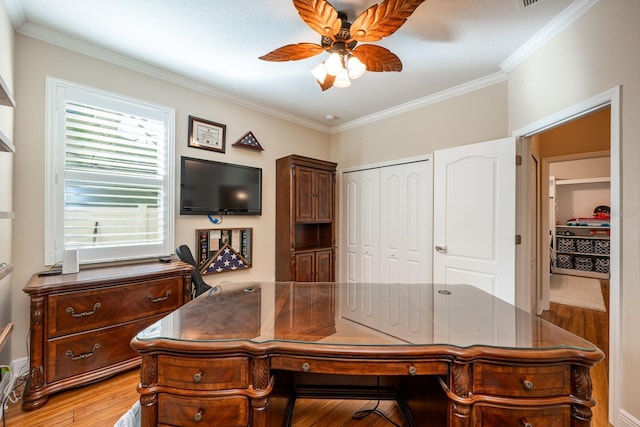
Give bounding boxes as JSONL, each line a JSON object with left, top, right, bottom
{"left": 259, "top": 0, "right": 426, "bottom": 91}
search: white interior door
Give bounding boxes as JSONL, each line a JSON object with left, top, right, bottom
{"left": 433, "top": 137, "right": 516, "bottom": 304}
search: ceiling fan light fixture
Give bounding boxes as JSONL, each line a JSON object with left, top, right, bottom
{"left": 334, "top": 68, "right": 351, "bottom": 88}
{"left": 311, "top": 62, "right": 328, "bottom": 80}
{"left": 324, "top": 52, "right": 343, "bottom": 76}
{"left": 347, "top": 55, "right": 366, "bottom": 80}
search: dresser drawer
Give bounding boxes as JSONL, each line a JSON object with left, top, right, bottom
{"left": 157, "top": 356, "right": 250, "bottom": 390}
{"left": 473, "top": 363, "right": 570, "bottom": 397}
{"left": 48, "top": 277, "right": 182, "bottom": 337}
{"left": 46, "top": 315, "right": 161, "bottom": 383}
{"left": 158, "top": 393, "right": 249, "bottom": 427}
{"left": 271, "top": 355, "right": 448, "bottom": 376}
{"left": 474, "top": 405, "right": 570, "bottom": 427}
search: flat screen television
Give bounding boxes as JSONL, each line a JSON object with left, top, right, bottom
{"left": 180, "top": 156, "right": 262, "bottom": 215}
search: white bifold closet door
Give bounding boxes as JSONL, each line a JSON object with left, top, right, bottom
{"left": 341, "top": 158, "right": 433, "bottom": 285}
{"left": 341, "top": 158, "right": 433, "bottom": 336}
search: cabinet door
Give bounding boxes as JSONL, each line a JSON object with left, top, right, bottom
{"left": 315, "top": 169, "right": 334, "bottom": 222}
{"left": 315, "top": 249, "right": 334, "bottom": 282}
{"left": 293, "top": 252, "right": 315, "bottom": 282}
{"left": 294, "top": 166, "right": 315, "bottom": 222}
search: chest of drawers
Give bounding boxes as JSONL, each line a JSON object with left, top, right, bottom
{"left": 22, "top": 261, "right": 192, "bottom": 410}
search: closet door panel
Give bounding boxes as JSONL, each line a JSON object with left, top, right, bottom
{"left": 379, "top": 161, "right": 432, "bottom": 284}
{"left": 341, "top": 169, "right": 380, "bottom": 284}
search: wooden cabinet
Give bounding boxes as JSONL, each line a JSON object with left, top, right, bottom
{"left": 276, "top": 155, "right": 337, "bottom": 282}
{"left": 21, "top": 261, "right": 192, "bottom": 410}
{"left": 293, "top": 248, "right": 334, "bottom": 282}
{"left": 294, "top": 166, "right": 334, "bottom": 222}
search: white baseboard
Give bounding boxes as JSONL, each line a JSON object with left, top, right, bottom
{"left": 619, "top": 410, "right": 640, "bottom": 427}
{"left": 10, "top": 357, "right": 29, "bottom": 382}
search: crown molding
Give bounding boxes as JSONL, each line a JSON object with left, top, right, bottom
{"left": 330, "top": 71, "right": 508, "bottom": 134}
{"left": 500, "top": 0, "right": 600, "bottom": 71}
{"left": 15, "top": 22, "right": 332, "bottom": 134}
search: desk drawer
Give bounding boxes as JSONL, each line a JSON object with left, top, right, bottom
{"left": 473, "top": 363, "right": 570, "bottom": 397}
{"left": 47, "top": 315, "right": 160, "bottom": 383}
{"left": 48, "top": 277, "right": 182, "bottom": 337}
{"left": 157, "top": 356, "right": 250, "bottom": 390}
{"left": 271, "top": 355, "right": 448, "bottom": 376}
{"left": 158, "top": 394, "right": 249, "bottom": 427}
{"left": 474, "top": 405, "right": 570, "bottom": 427}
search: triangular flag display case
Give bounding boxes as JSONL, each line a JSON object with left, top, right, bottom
{"left": 232, "top": 131, "right": 264, "bottom": 151}
{"left": 201, "top": 243, "right": 250, "bottom": 274}
{"left": 196, "top": 228, "right": 252, "bottom": 274}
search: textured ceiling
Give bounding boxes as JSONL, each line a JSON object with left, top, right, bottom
{"left": 5, "top": 0, "right": 577, "bottom": 131}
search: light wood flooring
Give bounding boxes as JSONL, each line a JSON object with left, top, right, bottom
{"left": 4, "top": 281, "right": 609, "bottom": 427}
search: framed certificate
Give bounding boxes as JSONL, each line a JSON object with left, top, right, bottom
{"left": 188, "top": 115, "right": 226, "bottom": 153}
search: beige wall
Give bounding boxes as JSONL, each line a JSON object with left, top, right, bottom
{"left": 507, "top": 0, "right": 640, "bottom": 418}
{"left": 10, "top": 35, "right": 332, "bottom": 361}
{"left": 330, "top": 82, "right": 508, "bottom": 169}
{"left": 0, "top": 1, "right": 15, "bottom": 364}
{"left": 331, "top": 0, "right": 640, "bottom": 421}
{"left": 6, "top": 0, "right": 640, "bottom": 422}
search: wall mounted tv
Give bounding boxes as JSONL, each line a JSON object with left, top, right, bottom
{"left": 180, "top": 156, "right": 262, "bottom": 215}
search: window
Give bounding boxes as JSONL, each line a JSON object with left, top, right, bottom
{"left": 45, "top": 78, "right": 175, "bottom": 265}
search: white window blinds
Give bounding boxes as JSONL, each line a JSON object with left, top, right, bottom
{"left": 45, "top": 78, "right": 175, "bottom": 265}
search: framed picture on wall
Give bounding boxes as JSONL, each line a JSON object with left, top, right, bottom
{"left": 188, "top": 115, "right": 226, "bottom": 153}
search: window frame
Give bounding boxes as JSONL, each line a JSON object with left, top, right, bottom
{"left": 44, "top": 77, "right": 175, "bottom": 266}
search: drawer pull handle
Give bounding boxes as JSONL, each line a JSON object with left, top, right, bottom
{"left": 194, "top": 408, "right": 203, "bottom": 423}
{"left": 65, "top": 343, "right": 100, "bottom": 361}
{"left": 147, "top": 290, "right": 171, "bottom": 303}
{"left": 193, "top": 372, "right": 202, "bottom": 383}
{"left": 408, "top": 366, "right": 417, "bottom": 376}
{"left": 302, "top": 362, "right": 310, "bottom": 372}
{"left": 523, "top": 379, "right": 534, "bottom": 391}
{"left": 66, "top": 303, "right": 101, "bottom": 318}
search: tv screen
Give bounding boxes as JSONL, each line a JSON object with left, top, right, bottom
{"left": 180, "top": 157, "right": 262, "bottom": 215}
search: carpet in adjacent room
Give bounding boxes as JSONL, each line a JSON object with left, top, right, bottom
{"left": 550, "top": 274, "right": 606, "bottom": 312}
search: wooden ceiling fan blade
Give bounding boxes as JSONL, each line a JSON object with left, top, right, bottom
{"left": 259, "top": 43, "right": 326, "bottom": 62}
{"left": 351, "top": 44, "right": 403, "bottom": 72}
{"left": 293, "top": 0, "right": 342, "bottom": 38}
{"left": 348, "top": 0, "right": 426, "bottom": 43}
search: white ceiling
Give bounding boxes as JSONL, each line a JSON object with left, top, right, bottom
{"left": 5, "top": 0, "right": 579, "bottom": 131}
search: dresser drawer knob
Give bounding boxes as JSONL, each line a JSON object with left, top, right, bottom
{"left": 408, "top": 366, "right": 417, "bottom": 376}
{"left": 194, "top": 408, "right": 203, "bottom": 423}
{"left": 193, "top": 371, "right": 202, "bottom": 383}
{"left": 147, "top": 290, "right": 171, "bottom": 303}
{"left": 523, "top": 379, "right": 534, "bottom": 391}
{"left": 66, "top": 302, "right": 101, "bottom": 318}
{"left": 302, "top": 362, "right": 310, "bottom": 372}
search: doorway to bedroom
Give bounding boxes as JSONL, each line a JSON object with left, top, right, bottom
{"left": 528, "top": 105, "right": 611, "bottom": 425}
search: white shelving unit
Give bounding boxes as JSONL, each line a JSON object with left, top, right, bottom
{"left": 552, "top": 176, "right": 610, "bottom": 279}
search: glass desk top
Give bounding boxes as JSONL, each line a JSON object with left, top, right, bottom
{"left": 135, "top": 282, "right": 599, "bottom": 353}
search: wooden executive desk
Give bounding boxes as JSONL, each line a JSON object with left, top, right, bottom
{"left": 131, "top": 282, "right": 604, "bottom": 427}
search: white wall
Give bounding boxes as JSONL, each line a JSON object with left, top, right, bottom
{"left": 10, "top": 35, "right": 332, "bottom": 362}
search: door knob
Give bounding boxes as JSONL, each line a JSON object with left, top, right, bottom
{"left": 435, "top": 245, "right": 447, "bottom": 253}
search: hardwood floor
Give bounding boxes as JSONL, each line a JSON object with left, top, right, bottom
{"left": 538, "top": 278, "right": 610, "bottom": 427}
{"left": 4, "top": 281, "right": 609, "bottom": 426}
